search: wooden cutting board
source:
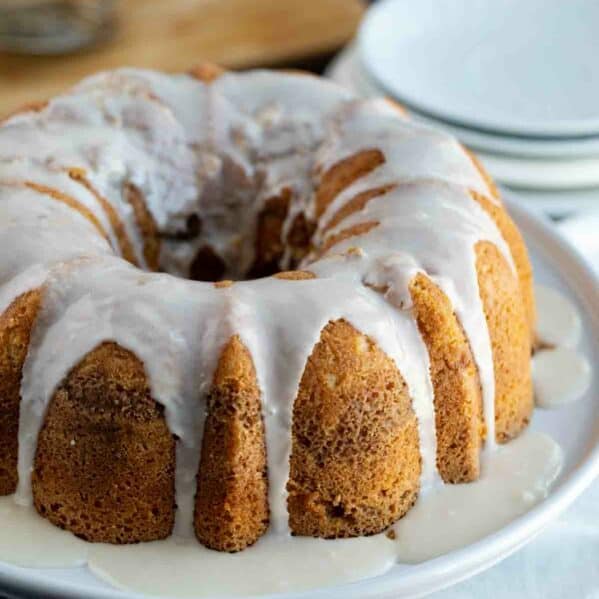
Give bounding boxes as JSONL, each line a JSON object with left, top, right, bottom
{"left": 0, "top": 0, "right": 365, "bottom": 115}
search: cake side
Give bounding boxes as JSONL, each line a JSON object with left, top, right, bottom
{"left": 195, "top": 334, "right": 269, "bottom": 552}
{"left": 32, "top": 342, "right": 176, "bottom": 543}
{"left": 288, "top": 319, "right": 421, "bottom": 538}
{"left": 0, "top": 290, "right": 42, "bottom": 495}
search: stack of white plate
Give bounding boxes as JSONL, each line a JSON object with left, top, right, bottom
{"left": 326, "top": 0, "right": 599, "bottom": 216}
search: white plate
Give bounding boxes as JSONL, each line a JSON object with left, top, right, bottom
{"left": 327, "top": 44, "right": 599, "bottom": 161}
{"left": 359, "top": 0, "right": 599, "bottom": 138}
{"left": 503, "top": 187, "right": 599, "bottom": 218}
{"left": 0, "top": 201, "right": 597, "bottom": 599}
{"left": 326, "top": 46, "right": 599, "bottom": 210}
{"left": 476, "top": 153, "right": 599, "bottom": 191}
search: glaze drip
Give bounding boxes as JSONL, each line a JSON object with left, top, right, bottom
{"left": 0, "top": 68, "right": 519, "bottom": 539}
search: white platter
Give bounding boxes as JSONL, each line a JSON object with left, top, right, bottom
{"left": 358, "top": 0, "right": 599, "bottom": 138}
{"left": 0, "top": 199, "right": 597, "bottom": 599}
{"left": 476, "top": 153, "right": 599, "bottom": 191}
{"left": 503, "top": 187, "right": 599, "bottom": 219}
{"left": 326, "top": 49, "right": 599, "bottom": 214}
{"left": 327, "top": 44, "right": 599, "bottom": 160}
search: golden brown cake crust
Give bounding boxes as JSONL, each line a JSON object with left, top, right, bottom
{"left": 189, "top": 63, "right": 225, "bottom": 83}
{"left": 273, "top": 270, "right": 315, "bottom": 280}
{"left": 315, "top": 149, "right": 385, "bottom": 218}
{"left": 285, "top": 211, "right": 317, "bottom": 268}
{"left": 324, "top": 184, "right": 396, "bottom": 233}
{"left": 288, "top": 319, "right": 421, "bottom": 538}
{"left": 475, "top": 241, "right": 533, "bottom": 442}
{"left": 465, "top": 147, "right": 501, "bottom": 202}
{"left": 123, "top": 183, "right": 161, "bottom": 271}
{"left": 32, "top": 342, "right": 176, "bottom": 543}
{"left": 67, "top": 168, "right": 140, "bottom": 267}
{"left": 319, "top": 221, "right": 379, "bottom": 255}
{"left": 250, "top": 190, "right": 316, "bottom": 278}
{"left": 471, "top": 191, "right": 536, "bottom": 344}
{"left": 0, "top": 290, "right": 42, "bottom": 495}
{"left": 195, "top": 336, "right": 269, "bottom": 552}
{"left": 409, "top": 274, "right": 483, "bottom": 483}
{"left": 250, "top": 189, "right": 292, "bottom": 278}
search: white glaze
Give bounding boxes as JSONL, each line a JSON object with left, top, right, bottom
{"left": 0, "top": 430, "right": 562, "bottom": 597}
{"left": 312, "top": 99, "right": 503, "bottom": 450}
{"left": 535, "top": 283, "right": 583, "bottom": 348}
{"left": 0, "top": 65, "right": 550, "bottom": 569}
{"left": 391, "top": 431, "right": 563, "bottom": 563}
{"left": 0, "top": 159, "right": 117, "bottom": 250}
{"left": 533, "top": 348, "right": 592, "bottom": 409}
{"left": 0, "top": 185, "right": 112, "bottom": 315}
{"left": 0, "top": 66, "right": 578, "bottom": 597}
{"left": 312, "top": 180, "right": 514, "bottom": 454}
{"left": 532, "top": 284, "right": 591, "bottom": 408}
{"left": 0, "top": 67, "right": 515, "bottom": 531}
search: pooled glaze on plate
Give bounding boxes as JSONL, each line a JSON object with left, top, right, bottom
{"left": 532, "top": 284, "right": 591, "bottom": 409}
{"left": 0, "top": 430, "right": 563, "bottom": 598}
{"left": 0, "top": 282, "right": 588, "bottom": 597}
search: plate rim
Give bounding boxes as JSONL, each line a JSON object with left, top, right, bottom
{"left": 358, "top": 0, "right": 599, "bottom": 139}
{"left": 328, "top": 44, "right": 599, "bottom": 160}
{"left": 0, "top": 200, "right": 597, "bottom": 599}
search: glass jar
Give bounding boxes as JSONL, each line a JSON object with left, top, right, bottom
{"left": 0, "top": 0, "right": 117, "bottom": 54}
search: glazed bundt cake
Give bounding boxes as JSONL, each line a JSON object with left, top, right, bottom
{"left": 0, "top": 66, "right": 534, "bottom": 552}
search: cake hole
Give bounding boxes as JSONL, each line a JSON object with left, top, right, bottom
{"left": 189, "top": 246, "right": 226, "bottom": 282}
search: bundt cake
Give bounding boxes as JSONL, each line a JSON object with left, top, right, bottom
{"left": 0, "top": 65, "right": 534, "bottom": 553}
